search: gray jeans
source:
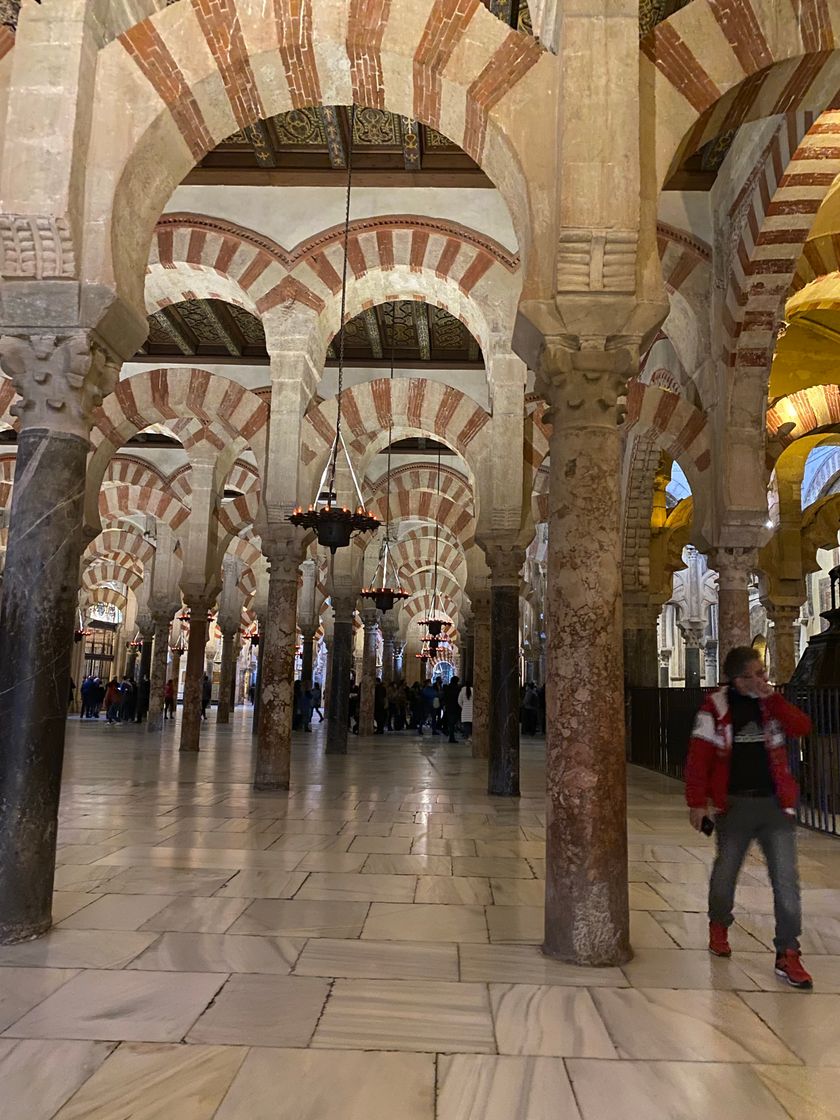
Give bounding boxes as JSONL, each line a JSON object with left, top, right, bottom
{"left": 708, "top": 796, "right": 801, "bottom": 953}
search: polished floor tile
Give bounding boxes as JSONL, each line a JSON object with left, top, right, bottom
{"left": 619, "top": 948, "right": 758, "bottom": 990}
{"left": 437, "top": 1055, "right": 581, "bottom": 1120}
{"left": 57, "top": 893, "right": 175, "bottom": 931}
{"left": 736, "top": 951, "right": 840, "bottom": 991}
{"left": 491, "top": 984, "right": 616, "bottom": 1057}
{"left": 739, "top": 993, "right": 840, "bottom": 1064}
{"left": 312, "top": 979, "right": 495, "bottom": 1052}
{"left": 0, "top": 929, "right": 157, "bottom": 970}
{"left": 139, "top": 896, "right": 251, "bottom": 933}
{"left": 229, "top": 899, "right": 369, "bottom": 938}
{"left": 294, "top": 937, "right": 459, "bottom": 981}
{"left": 187, "top": 973, "right": 330, "bottom": 1045}
{"left": 590, "top": 988, "right": 799, "bottom": 1063}
{"left": 567, "top": 1059, "right": 791, "bottom": 1120}
{"left": 652, "top": 911, "right": 765, "bottom": 951}
{"left": 754, "top": 1064, "right": 840, "bottom": 1119}
{"left": 362, "top": 853, "right": 452, "bottom": 876}
{"left": 296, "top": 871, "right": 416, "bottom": 903}
{"left": 213, "top": 869, "right": 308, "bottom": 898}
{"left": 0, "top": 1038, "right": 115, "bottom": 1120}
{"left": 4, "top": 969, "right": 224, "bottom": 1042}
{"left": 0, "top": 967, "right": 79, "bottom": 1032}
{"left": 51, "top": 1042, "right": 247, "bottom": 1120}
{"left": 361, "top": 903, "right": 488, "bottom": 943}
{"left": 415, "top": 876, "right": 492, "bottom": 905}
{"left": 213, "top": 1048, "right": 435, "bottom": 1120}
{"left": 485, "top": 905, "right": 542, "bottom": 943}
{"left": 50, "top": 892, "right": 101, "bottom": 923}
{"left": 127, "top": 932, "right": 304, "bottom": 973}
{"left": 459, "top": 944, "right": 626, "bottom": 987}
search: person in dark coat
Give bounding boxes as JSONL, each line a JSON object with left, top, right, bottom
{"left": 374, "top": 678, "right": 388, "bottom": 734}
{"left": 443, "top": 675, "right": 461, "bottom": 742}
{"left": 136, "top": 675, "right": 150, "bottom": 723}
{"left": 201, "top": 673, "right": 212, "bottom": 719}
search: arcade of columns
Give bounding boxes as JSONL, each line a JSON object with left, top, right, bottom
{"left": 1, "top": 0, "right": 840, "bottom": 968}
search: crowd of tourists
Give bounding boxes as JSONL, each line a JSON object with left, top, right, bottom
{"left": 76, "top": 674, "right": 161, "bottom": 724}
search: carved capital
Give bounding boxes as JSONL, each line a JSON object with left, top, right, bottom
{"left": 484, "top": 543, "right": 525, "bottom": 587}
{"left": 710, "top": 547, "right": 757, "bottom": 590}
{"left": 262, "top": 527, "right": 305, "bottom": 584}
{"left": 0, "top": 331, "right": 119, "bottom": 440}
{"left": 678, "top": 620, "right": 706, "bottom": 649}
{"left": 535, "top": 338, "right": 636, "bottom": 430}
{"left": 360, "top": 606, "right": 382, "bottom": 630}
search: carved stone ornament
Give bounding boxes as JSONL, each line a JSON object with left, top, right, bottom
{"left": 0, "top": 332, "right": 119, "bottom": 439}
{"left": 485, "top": 544, "right": 526, "bottom": 587}
{"left": 0, "top": 214, "right": 75, "bottom": 279}
{"left": 262, "top": 528, "right": 305, "bottom": 583}
{"left": 711, "top": 546, "right": 758, "bottom": 590}
{"left": 535, "top": 340, "right": 636, "bottom": 430}
{"left": 556, "top": 229, "right": 638, "bottom": 294}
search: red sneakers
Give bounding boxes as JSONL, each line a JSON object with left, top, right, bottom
{"left": 708, "top": 921, "right": 732, "bottom": 957}
{"left": 775, "top": 950, "right": 813, "bottom": 989}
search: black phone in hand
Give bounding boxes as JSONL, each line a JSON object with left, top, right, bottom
{"left": 701, "top": 816, "right": 715, "bottom": 836}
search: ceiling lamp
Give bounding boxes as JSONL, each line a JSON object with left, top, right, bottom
{"left": 289, "top": 104, "right": 380, "bottom": 553}
{"left": 361, "top": 308, "right": 409, "bottom": 612}
{"left": 421, "top": 445, "right": 448, "bottom": 638}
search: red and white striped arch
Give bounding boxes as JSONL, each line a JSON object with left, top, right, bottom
{"left": 87, "top": 0, "right": 549, "bottom": 309}
{"left": 98, "top": 483, "right": 190, "bottom": 532}
{"left": 84, "top": 527, "right": 156, "bottom": 570}
{"left": 82, "top": 558, "right": 144, "bottom": 594}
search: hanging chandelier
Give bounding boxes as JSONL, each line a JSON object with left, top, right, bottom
{"left": 361, "top": 306, "right": 409, "bottom": 612}
{"left": 421, "top": 445, "right": 448, "bottom": 638}
{"left": 289, "top": 104, "right": 380, "bottom": 553}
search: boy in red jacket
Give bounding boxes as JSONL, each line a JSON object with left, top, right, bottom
{"left": 685, "top": 645, "right": 813, "bottom": 988}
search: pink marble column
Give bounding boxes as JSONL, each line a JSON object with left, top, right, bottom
{"left": 541, "top": 352, "right": 631, "bottom": 966}
{"left": 358, "top": 607, "right": 381, "bottom": 737}
{"left": 712, "top": 547, "right": 755, "bottom": 657}
{"left": 486, "top": 544, "right": 525, "bottom": 797}
{"left": 768, "top": 604, "right": 801, "bottom": 683}
{"left": 326, "top": 596, "right": 355, "bottom": 755}
{"left": 471, "top": 591, "right": 491, "bottom": 759}
{"left": 254, "top": 539, "right": 301, "bottom": 791}
{"left": 146, "top": 610, "right": 172, "bottom": 733}
{"left": 622, "top": 601, "right": 660, "bottom": 688}
{"left": 180, "top": 607, "right": 208, "bottom": 753}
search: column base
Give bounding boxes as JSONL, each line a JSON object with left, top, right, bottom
{"left": 541, "top": 939, "right": 633, "bottom": 968}
{"left": 0, "top": 916, "right": 53, "bottom": 947}
{"left": 253, "top": 779, "right": 291, "bottom": 792}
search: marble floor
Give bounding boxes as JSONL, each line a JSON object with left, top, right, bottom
{"left": 2, "top": 713, "right": 840, "bottom": 1118}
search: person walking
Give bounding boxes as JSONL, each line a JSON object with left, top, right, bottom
{"left": 685, "top": 645, "right": 814, "bottom": 989}
{"left": 458, "top": 680, "right": 474, "bottom": 741}
{"left": 201, "top": 673, "right": 212, "bottom": 720}
{"left": 443, "top": 675, "right": 461, "bottom": 742}
{"left": 311, "top": 681, "right": 323, "bottom": 722}
{"left": 374, "top": 678, "right": 388, "bottom": 734}
{"left": 103, "top": 679, "right": 122, "bottom": 724}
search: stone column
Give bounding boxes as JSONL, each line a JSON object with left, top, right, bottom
{"left": 146, "top": 609, "right": 172, "bottom": 732}
{"left": 357, "top": 607, "right": 381, "bottom": 736}
{"left": 485, "top": 545, "right": 524, "bottom": 796}
{"left": 300, "top": 624, "right": 316, "bottom": 686}
{"left": 704, "top": 640, "right": 719, "bottom": 686}
{"left": 471, "top": 591, "right": 491, "bottom": 759}
{"left": 326, "top": 596, "right": 355, "bottom": 754}
{"left": 180, "top": 607, "right": 209, "bottom": 752}
{"left": 251, "top": 626, "right": 264, "bottom": 736}
{"left": 394, "top": 641, "right": 405, "bottom": 681}
{"left": 216, "top": 628, "right": 238, "bottom": 724}
{"left": 380, "top": 618, "right": 397, "bottom": 684}
{"left": 658, "top": 649, "right": 671, "bottom": 688}
{"left": 136, "top": 624, "right": 154, "bottom": 720}
{"left": 461, "top": 614, "right": 475, "bottom": 683}
{"left": 254, "top": 534, "right": 302, "bottom": 791}
{"left": 711, "top": 547, "right": 755, "bottom": 656}
{"left": 538, "top": 345, "right": 633, "bottom": 967}
{"left": 679, "top": 621, "right": 704, "bottom": 688}
{"left": 0, "top": 331, "right": 118, "bottom": 943}
{"left": 170, "top": 647, "right": 183, "bottom": 704}
{"left": 768, "top": 605, "right": 801, "bottom": 684}
{"left": 623, "top": 600, "right": 660, "bottom": 688}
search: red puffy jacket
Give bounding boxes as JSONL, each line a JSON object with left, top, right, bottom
{"left": 684, "top": 687, "right": 811, "bottom": 812}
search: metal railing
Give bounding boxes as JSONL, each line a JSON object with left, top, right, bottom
{"left": 627, "top": 686, "right": 840, "bottom": 836}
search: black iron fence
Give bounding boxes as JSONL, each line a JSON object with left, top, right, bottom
{"left": 627, "top": 686, "right": 840, "bottom": 835}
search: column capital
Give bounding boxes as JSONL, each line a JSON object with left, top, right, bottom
{"left": 710, "top": 547, "right": 757, "bottom": 589}
{"left": 765, "top": 602, "right": 803, "bottom": 627}
{"left": 483, "top": 543, "right": 525, "bottom": 587}
{"left": 0, "top": 331, "right": 120, "bottom": 441}
{"left": 360, "top": 606, "right": 382, "bottom": 630}
{"left": 331, "top": 594, "right": 356, "bottom": 623}
{"left": 678, "top": 620, "right": 705, "bottom": 649}
{"left": 535, "top": 341, "right": 634, "bottom": 430}
{"left": 262, "top": 528, "right": 305, "bottom": 584}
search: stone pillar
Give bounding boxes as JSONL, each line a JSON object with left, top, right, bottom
{"left": 180, "top": 607, "right": 209, "bottom": 753}
{"left": 358, "top": 607, "right": 381, "bottom": 736}
{"left": 170, "top": 647, "right": 183, "bottom": 703}
{"left": 216, "top": 628, "right": 238, "bottom": 724}
{"left": 768, "top": 605, "right": 801, "bottom": 684}
{"left": 251, "top": 627, "right": 264, "bottom": 736}
{"left": 146, "top": 610, "right": 172, "bottom": 733}
{"left": 679, "top": 622, "right": 704, "bottom": 688}
{"left": 380, "top": 618, "right": 397, "bottom": 683}
{"left": 538, "top": 345, "right": 633, "bottom": 967}
{"left": 712, "top": 547, "right": 755, "bottom": 657}
{"left": 254, "top": 535, "right": 302, "bottom": 791}
{"left": 461, "top": 614, "right": 475, "bottom": 683}
{"left": 471, "top": 591, "right": 491, "bottom": 759}
{"left": 485, "top": 545, "right": 524, "bottom": 796}
{"left": 658, "top": 649, "right": 671, "bottom": 688}
{"left": 300, "top": 624, "right": 316, "bottom": 686}
{"left": 136, "top": 624, "right": 154, "bottom": 720}
{"left": 704, "top": 640, "right": 719, "bottom": 686}
{"left": 394, "top": 641, "right": 405, "bottom": 680}
{"left": 0, "top": 331, "right": 118, "bottom": 943}
{"left": 623, "top": 601, "right": 660, "bottom": 688}
{"left": 326, "top": 596, "right": 355, "bottom": 755}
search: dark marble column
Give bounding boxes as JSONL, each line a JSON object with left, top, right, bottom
{"left": 486, "top": 546, "right": 524, "bottom": 797}
{"left": 146, "top": 611, "right": 172, "bottom": 732}
{"left": 394, "top": 641, "right": 405, "bottom": 681}
{"left": 300, "top": 625, "right": 316, "bottom": 686}
{"left": 460, "top": 616, "right": 474, "bottom": 684}
{"left": 216, "top": 628, "right": 237, "bottom": 724}
{"left": 768, "top": 605, "right": 801, "bottom": 683}
{"left": 254, "top": 539, "right": 301, "bottom": 791}
{"left": 125, "top": 649, "right": 138, "bottom": 681}
{"left": 251, "top": 626, "right": 264, "bottom": 736}
{"left": 539, "top": 352, "right": 632, "bottom": 967}
{"left": 471, "top": 592, "right": 491, "bottom": 759}
{"left": 0, "top": 428, "right": 87, "bottom": 943}
{"left": 326, "top": 596, "right": 355, "bottom": 755}
{"left": 136, "top": 627, "right": 153, "bottom": 721}
{"left": 623, "top": 602, "right": 660, "bottom": 688}
{"left": 358, "top": 607, "right": 380, "bottom": 736}
{"left": 170, "top": 648, "right": 183, "bottom": 705}
{"left": 180, "top": 608, "right": 208, "bottom": 753}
